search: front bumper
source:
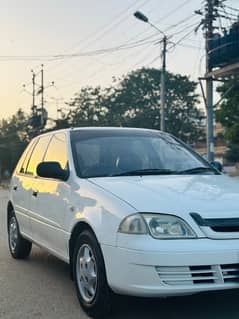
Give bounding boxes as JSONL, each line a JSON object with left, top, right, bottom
{"left": 101, "top": 235, "right": 239, "bottom": 297}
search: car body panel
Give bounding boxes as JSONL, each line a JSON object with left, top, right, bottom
{"left": 10, "top": 175, "right": 35, "bottom": 237}
{"left": 65, "top": 179, "right": 136, "bottom": 247}
{"left": 90, "top": 174, "right": 239, "bottom": 217}
{"left": 102, "top": 238, "right": 239, "bottom": 296}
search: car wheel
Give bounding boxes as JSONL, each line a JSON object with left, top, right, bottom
{"left": 73, "top": 230, "right": 112, "bottom": 318}
{"left": 8, "top": 211, "right": 32, "bottom": 259}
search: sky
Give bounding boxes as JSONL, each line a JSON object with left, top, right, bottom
{"left": 0, "top": 0, "right": 238, "bottom": 120}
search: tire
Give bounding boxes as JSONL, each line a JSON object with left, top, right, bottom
{"left": 72, "top": 230, "right": 112, "bottom": 318}
{"left": 8, "top": 210, "right": 32, "bottom": 259}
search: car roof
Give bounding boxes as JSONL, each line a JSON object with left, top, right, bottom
{"left": 34, "top": 127, "right": 166, "bottom": 139}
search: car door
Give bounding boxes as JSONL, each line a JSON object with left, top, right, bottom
{"left": 11, "top": 139, "right": 37, "bottom": 238}
{"left": 23, "top": 134, "right": 52, "bottom": 239}
{"left": 30, "top": 132, "right": 70, "bottom": 261}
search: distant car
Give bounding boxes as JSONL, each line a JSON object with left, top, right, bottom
{"left": 7, "top": 127, "right": 239, "bottom": 317}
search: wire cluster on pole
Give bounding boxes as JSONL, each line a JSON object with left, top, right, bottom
{"left": 23, "top": 65, "right": 55, "bottom": 131}
{"left": 195, "top": 0, "right": 237, "bottom": 162}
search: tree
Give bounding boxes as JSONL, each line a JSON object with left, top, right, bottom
{"left": 109, "top": 68, "right": 204, "bottom": 143}
{"left": 216, "top": 76, "right": 239, "bottom": 162}
{"left": 69, "top": 68, "right": 205, "bottom": 144}
{"left": 68, "top": 86, "right": 109, "bottom": 127}
{"left": 0, "top": 68, "right": 205, "bottom": 174}
{"left": 0, "top": 109, "right": 30, "bottom": 174}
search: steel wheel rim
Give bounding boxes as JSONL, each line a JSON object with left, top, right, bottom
{"left": 9, "top": 217, "right": 18, "bottom": 252}
{"left": 76, "top": 244, "right": 97, "bottom": 303}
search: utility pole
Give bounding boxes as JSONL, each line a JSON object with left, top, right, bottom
{"left": 134, "top": 11, "right": 168, "bottom": 132}
{"left": 196, "top": 0, "right": 225, "bottom": 161}
{"left": 26, "top": 66, "right": 54, "bottom": 132}
{"left": 205, "top": 0, "right": 215, "bottom": 162}
{"left": 160, "top": 36, "right": 167, "bottom": 132}
{"left": 40, "top": 64, "right": 44, "bottom": 127}
{"left": 31, "top": 70, "right": 36, "bottom": 114}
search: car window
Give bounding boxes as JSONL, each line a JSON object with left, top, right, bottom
{"left": 75, "top": 137, "right": 154, "bottom": 175}
{"left": 71, "top": 130, "right": 213, "bottom": 178}
{"left": 151, "top": 138, "right": 200, "bottom": 171}
{"left": 25, "top": 135, "right": 51, "bottom": 176}
{"left": 18, "top": 139, "right": 37, "bottom": 174}
{"left": 44, "top": 133, "right": 68, "bottom": 170}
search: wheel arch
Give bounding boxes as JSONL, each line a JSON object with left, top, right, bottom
{"left": 69, "top": 221, "right": 99, "bottom": 269}
{"left": 7, "top": 201, "right": 14, "bottom": 230}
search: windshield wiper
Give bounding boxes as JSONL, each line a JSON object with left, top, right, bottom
{"left": 111, "top": 169, "right": 177, "bottom": 177}
{"left": 177, "top": 167, "right": 218, "bottom": 175}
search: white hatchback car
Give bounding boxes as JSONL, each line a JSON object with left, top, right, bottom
{"left": 8, "top": 127, "right": 239, "bottom": 317}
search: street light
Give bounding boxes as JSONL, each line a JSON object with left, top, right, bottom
{"left": 134, "top": 11, "right": 167, "bottom": 132}
{"left": 134, "top": 11, "right": 166, "bottom": 37}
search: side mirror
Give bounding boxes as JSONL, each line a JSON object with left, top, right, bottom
{"left": 37, "top": 161, "right": 69, "bottom": 181}
{"left": 211, "top": 161, "right": 223, "bottom": 172}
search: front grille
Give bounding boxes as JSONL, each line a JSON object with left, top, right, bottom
{"left": 190, "top": 266, "right": 215, "bottom": 284}
{"left": 190, "top": 213, "right": 239, "bottom": 238}
{"left": 221, "top": 264, "right": 239, "bottom": 283}
{"left": 155, "top": 264, "right": 239, "bottom": 286}
{"left": 211, "top": 226, "right": 239, "bottom": 233}
{"left": 191, "top": 213, "right": 239, "bottom": 232}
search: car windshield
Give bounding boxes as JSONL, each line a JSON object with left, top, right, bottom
{"left": 71, "top": 129, "right": 216, "bottom": 178}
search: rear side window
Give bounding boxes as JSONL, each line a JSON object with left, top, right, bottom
{"left": 17, "top": 139, "right": 37, "bottom": 174}
{"left": 25, "top": 135, "right": 51, "bottom": 176}
{"left": 44, "top": 133, "right": 68, "bottom": 170}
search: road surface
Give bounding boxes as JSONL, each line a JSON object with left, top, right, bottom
{"left": 1, "top": 188, "right": 239, "bottom": 319}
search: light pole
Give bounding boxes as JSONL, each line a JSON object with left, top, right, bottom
{"left": 134, "top": 11, "right": 167, "bottom": 131}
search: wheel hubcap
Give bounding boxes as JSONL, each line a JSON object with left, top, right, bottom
{"left": 9, "top": 217, "right": 18, "bottom": 252}
{"left": 76, "top": 244, "right": 97, "bottom": 303}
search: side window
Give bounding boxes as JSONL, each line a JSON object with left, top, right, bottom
{"left": 18, "top": 139, "right": 37, "bottom": 174}
{"left": 25, "top": 135, "right": 51, "bottom": 176}
{"left": 44, "top": 133, "right": 68, "bottom": 170}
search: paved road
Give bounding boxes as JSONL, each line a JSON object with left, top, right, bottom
{"left": 1, "top": 189, "right": 239, "bottom": 319}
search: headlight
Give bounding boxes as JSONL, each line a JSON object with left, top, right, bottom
{"left": 142, "top": 214, "right": 196, "bottom": 239}
{"left": 118, "top": 214, "right": 148, "bottom": 234}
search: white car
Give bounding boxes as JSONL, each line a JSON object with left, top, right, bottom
{"left": 8, "top": 127, "right": 239, "bottom": 317}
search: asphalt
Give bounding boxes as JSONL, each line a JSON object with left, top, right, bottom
{"left": 1, "top": 188, "right": 239, "bottom": 319}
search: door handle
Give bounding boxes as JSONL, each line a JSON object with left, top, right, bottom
{"left": 13, "top": 185, "right": 18, "bottom": 191}
{"left": 32, "top": 190, "right": 38, "bottom": 197}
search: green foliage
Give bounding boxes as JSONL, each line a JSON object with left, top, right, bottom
{"left": 67, "top": 86, "right": 109, "bottom": 127}
{"left": 0, "top": 68, "right": 205, "bottom": 174}
{"left": 68, "top": 68, "right": 204, "bottom": 144}
{"left": 225, "top": 144, "right": 239, "bottom": 163}
{"left": 216, "top": 76, "right": 239, "bottom": 162}
{"left": 0, "top": 109, "right": 30, "bottom": 174}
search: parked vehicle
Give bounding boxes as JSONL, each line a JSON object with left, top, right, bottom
{"left": 8, "top": 127, "right": 239, "bottom": 317}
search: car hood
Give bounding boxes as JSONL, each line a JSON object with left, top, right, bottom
{"left": 90, "top": 174, "right": 239, "bottom": 217}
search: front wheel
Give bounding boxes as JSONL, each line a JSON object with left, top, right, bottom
{"left": 8, "top": 212, "right": 32, "bottom": 259}
{"left": 72, "top": 230, "right": 112, "bottom": 318}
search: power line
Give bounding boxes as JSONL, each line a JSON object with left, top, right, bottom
{"left": 55, "top": 14, "right": 202, "bottom": 92}
{"left": 0, "top": 37, "right": 160, "bottom": 61}
{"left": 20, "top": 1, "right": 204, "bottom": 106}
{"left": 130, "top": 45, "right": 160, "bottom": 69}
{"left": 224, "top": 4, "right": 239, "bottom": 13}
{"left": 52, "top": 33, "right": 160, "bottom": 86}
{"left": 57, "top": 40, "right": 159, "bottom": 91}
{"left": 154, "top": 0, "right": 195, "bottom": 25}
{"left": 51, "top": 15, "right": 200, "bottom": 88}
{"left": 45, "top": 0, "right": 196, "bottom": 80}
{"left": 165, "top": 13, "right": 198, "bottom": 33}
{"left": 44, "top": 0, "right": 154, "bottom": 74}
{"left": 168, "top": 26, "right": 197, "bottom": 52}
{"left": 168, "top": 20, "right": 201, "bottom": 37}
{"left": 39, "top": 0, "right": 198, "bottom": 98}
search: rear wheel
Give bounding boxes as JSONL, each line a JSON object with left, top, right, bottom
{"left": 8, "top": 211, "right": 32, "bottom": 259}
{"left": 72, "top": 230, "right": 112, "bottom": 318}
